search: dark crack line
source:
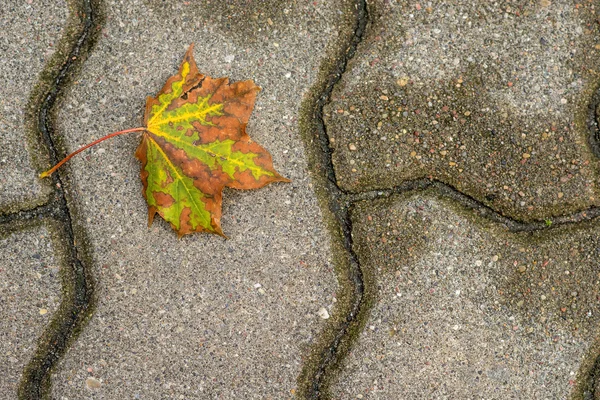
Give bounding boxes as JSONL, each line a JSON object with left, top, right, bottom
{"left": 587, "top": 85, "right": 600, "bottom": 158}
{"left": 348, "top": 178, "right": 600, "bottom": 232}
{"left": 299, "top": 0, "right": 369, "bottom": 398}
{"left": 0, "top": 197, "right": 61, "bottom": 225}
{"left": 584, "top": 352, "right": 600, "bottom": 400}
{"left": 16, "top": 0, "right": 101, "bottom": 398}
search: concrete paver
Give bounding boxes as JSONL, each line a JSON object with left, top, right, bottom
{"left": 0, "top": 224, "right": 61, "bottom": 397}
{"left": 0, "top": 0, "right": 65, "bottom": 211}
{"left": 50, "top": 0, "right": 353, "bottom": 398}
{"left": 333, "top": 189, "right": 600, "bottom": 398}
{"left": 325, "top": 0, "right": 600, "bottom": 220}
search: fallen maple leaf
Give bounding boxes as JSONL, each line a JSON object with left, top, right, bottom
{"left": 41, "top": 44, "right": 290, "bottom": 237}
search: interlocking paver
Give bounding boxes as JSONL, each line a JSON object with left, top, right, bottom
{"left": 325, "top": 0, "right": 600, "bottom": 220}
{"left": 0, "top": 224, "right": 61, "bottom": 396}
{"left": 50, "top": 0, "right": 354, "bottom": 397}
{"left": 332, "top": 189, "right": 600, "bottom": 398}
{"left": 0, "top": 0, "right": 65, "bottom": 211}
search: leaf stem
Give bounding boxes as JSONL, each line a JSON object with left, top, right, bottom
{"left": 39, "top": 127, "right": 146, "bottom": 178}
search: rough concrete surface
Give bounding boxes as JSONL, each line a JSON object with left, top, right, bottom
{"left": 0, "top": 0, "right": 64, "bottom": 211}
{"left": 332, "top": 189, "right": 600, "bottom": 399}
{"left": 325, "top": 0, "right": 600, "bottom": 221}
{"left": 50, "top": 0, "right": 353, "bottom": 398}
{"left": 4, "top": 0, "right": 600, "bottom": 398}
{"left": 0, "top": 224, "right": 61, "bottom": 397}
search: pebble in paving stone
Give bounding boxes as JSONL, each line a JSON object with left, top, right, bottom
{"left": 325, "top": 0, "right": 600, "bottom": 221}
{"left": 50, "top": 0, "right": 355, "bottom": 398}
{"left": 85, "top": 377, "right": 101, "bottom": 389}
{"left": 0, "top": 225, "right": 61, "bottom": 396}
{"left": 318, "top": 307, "right": 330, "bottom": 320}
{"left": 332, "top": 189, "right": 600, "bottom": 398}
{"left": 0, "top": 0, "right": 65, "bottom": 211}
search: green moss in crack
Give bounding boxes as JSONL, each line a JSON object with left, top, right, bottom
{"left": 18, "top": 217, "right": 96, "bottom": 399}
{"left": 294, "top": 1, "right": 374, "bottom": 396}
{"left": 25, "top": 0, "right": 106, "bottom": 185}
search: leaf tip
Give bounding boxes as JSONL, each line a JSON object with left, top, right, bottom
{"left": 272, "top": 172, "right": 292, "bottom": 184}
{"left": 211, "top": 220, "right": 228, "bottom": 239}
{"left": 147, "top": 207, "right": 157, "bottom": 227}
{"left": 216, "top": 229, "right": 228, "bottom": 239}
{"left": 39, "top": 171, "right": 51, "bottom": 179}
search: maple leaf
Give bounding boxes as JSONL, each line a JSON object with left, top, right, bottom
{"left": 41, "top": 44, "right": 289, "bottom": 237}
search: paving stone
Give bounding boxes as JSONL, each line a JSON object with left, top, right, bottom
{"left": 0, "top": 0, "right": 64, "bottom": 211}
{"left": 332, "top": 189, "right": 600, "bottom": 398}
{"left": 51, "top": 0, "right": 354, "bottom": 398}
{"left": 0, "top": 224, "right": 61, "bottom": 396}
{"left": 325, "top": 0, "right": 600, "bottom": 221}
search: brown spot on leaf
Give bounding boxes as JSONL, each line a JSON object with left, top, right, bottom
{"left": 163, "top": 169, "right": 174, "bottom": 186}
{"left": 153, "top": 191, "right": 175, "bottom": 208}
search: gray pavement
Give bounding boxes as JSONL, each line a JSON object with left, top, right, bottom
{"left": 332, "top": 190, "right": 600, "bottom": 399}
{"left": 50, "top": 0, "right": 353, "bottom": 398}
{"left": 0, "top": 0, "right": 64, "bottom": 212}
{"left": 0, "top": 224, "right": 61, "bottom": 396}
{"left": 2, "top": 0, "right": 600, "bottom": 399}
{"left": 325, "top": 0, "right": 600, "bottom": 221}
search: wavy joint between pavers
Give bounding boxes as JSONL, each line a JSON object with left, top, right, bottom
{"left": 7, "top": 0, "right": 105, "bottom": 398}
{"left": 295, "top": 0, "right": 370, "bottom": 398}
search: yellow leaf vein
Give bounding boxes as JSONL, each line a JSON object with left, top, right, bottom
{"left": 146, "top": 134, "right": 209, "bottom": 227}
